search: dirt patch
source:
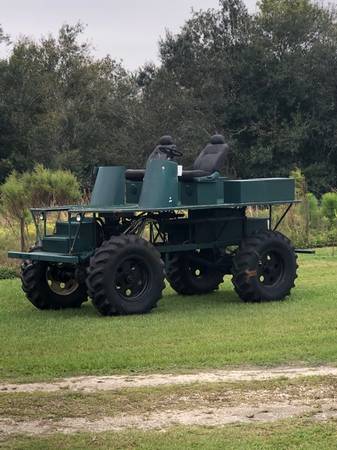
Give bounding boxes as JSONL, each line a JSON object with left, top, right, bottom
{"left": 2, "top": 378, "right": 337, "bottom": 423}
{"left": 2, "top": 370, "right": 337, "bottom": 438}
{"left": 1, "top": 366, "right": 337, "bottom": 394}
{"left": 1, "top": 402, "right": 337, "bottom": 437}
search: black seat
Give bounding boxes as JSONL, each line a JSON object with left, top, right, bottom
{"left": 126, "top": 136, "right": 174, "bottom": 182}
{"left": 125, "top": 134, "right": 229, "bottom": 182}
{"left": 181, "top": 135, "right": 229, "bottom": 181}
{"left": 124, "top": 169, "right": 146, "bottom": 182}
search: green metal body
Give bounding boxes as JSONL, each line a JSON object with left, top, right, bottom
{"left": 8, "top": 159, "right": 296, "bottom": 265}
{"left": 223, "top": 178, "right": 295, "bottom": 204}
{"left": 139, "top": 160, "right": 179, "bottom": 208}
{"left": 90, "top": 166, "right": 126, "bottom": 206}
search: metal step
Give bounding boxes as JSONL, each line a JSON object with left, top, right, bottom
{"left": 8, "top": 251, "right": 79, "bottom": 263}
{"left": 42, "top": 236, "right": 71, "bottom": 253}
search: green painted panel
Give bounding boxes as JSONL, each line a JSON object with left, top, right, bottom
{"left": 245, "top": 218, "right": 269, "bottom": 235}
{"left": 223, "top": 178, "right": 295, "bottom": 203}
{"left": 42, "top": 220, "right": 96, "bottom": 254}
{"left": 217, "top": 177, "right": 226, "bottom": 203}
{"left": 90, "top": 166, "right": 126, "bottom": 207}
{"left": 180, "top": 183, "right": 197, "bottom": 205}
{"left": 126, "top": 180, "right": 142, "bottom": 204}
{"left": 189, "top": 208, "right": 245, "bottom": 244}
{"left": 157, "top": 211, "right": 269, "bottom": 253}
{"left": 196, "top": 181, "right": 219, "bottom": 205}
{"left": 180, "top": 179, "right": 222, "bottom": 206}
{"left": 43, "top": 236, "right": 69, "bottom": 253}
{"left": 139, "top": 160, "right": 178, "bottom": 208}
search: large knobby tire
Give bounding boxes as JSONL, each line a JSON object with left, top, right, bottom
{"left": 166, "top": 250, "right": 224, "bottom": 295}
{"left": 21, "top": 260, "right": 88, "bottom": 310}
{"left": 87, "top": 235, "right": 165, "bottom": 316}
{"left": 232, "top": 230, "right": 298, "bottom": 302}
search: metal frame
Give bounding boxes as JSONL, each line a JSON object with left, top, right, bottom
{"left": 267, "top": 202, "right": 296, "bottom": 231}
{"left": 9, "top": 200, "right": 299, "bottom": 263}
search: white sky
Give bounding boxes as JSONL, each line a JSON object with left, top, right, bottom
{"left": 0, "top": 0, "right": 258, "bottom": 70}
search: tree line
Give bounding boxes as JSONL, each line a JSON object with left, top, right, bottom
{"left": 0, "top": 0, "right": 337, "bottom": 195}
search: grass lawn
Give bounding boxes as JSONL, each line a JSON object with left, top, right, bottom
{"left": 4, "top": 420, "right": 337, "bottom": 450}
{"left": 1, "top": 249, "right": 337, "bottom": 382}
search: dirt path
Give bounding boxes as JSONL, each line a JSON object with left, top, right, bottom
{"left": 2, "top": 367, "right": 337, "bottom": 438}
{"left": 1, "top": 366, "right": 337, "bottom": 394}
{"left": 1, "top": 401, "right": 337, "bottom": 436}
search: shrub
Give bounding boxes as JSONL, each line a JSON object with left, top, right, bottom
{"left": 0, "top": 165, "right": 82, "bottom": 251}
{"left": 306, "top": 193, "right": 320, "bottom": 224}
{"left": 0, "top": 266, "right": 18, "bottom": 280}
{"left": 321, "top": 192, "right": 337, "bottom": 224}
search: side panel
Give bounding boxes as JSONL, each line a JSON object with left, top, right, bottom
{"left": 91, "top": 166, "right": 126, "bottom": 207}
{"left": 42, "top": 220, "right": 97, "bottom": 254}
{"left": 179, "top": 178, "right": 225, "bottom": 206}
{"left": 159, "top": 208, "right": 268, "bottom": 252}
{"left": 190, "top": 208, "right": 245, "bottom": 245}
{"left": 223, "top": 178, "right": 295, "bottom": 204}
{"left": 126, "top": 181, "right": 142, "bottom": 204}
{"left": 139, "top": 160, "right": 178, "bottom": 208}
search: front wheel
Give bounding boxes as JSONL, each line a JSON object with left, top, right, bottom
{"left": 231, "top": 231, "right": 298, "bottom": 302}
{"left": 21, "top": 261, "right": 88, "bottom": 310}
{"left": 87, "top": 235, "right": 165, "bottom": 316}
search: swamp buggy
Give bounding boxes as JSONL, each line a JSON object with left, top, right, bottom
{"left": 9, "top": 135, "right": 298, "bottom": 316}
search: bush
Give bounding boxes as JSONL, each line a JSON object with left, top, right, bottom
{"left": 0, "top": 266, "right": 18, "bottom": 280}
{"left": 0, "top": 165, "right": 82, "bottom": 251}
{"left": 306, "top": 193, "right": 320, "bottom": 224}
{"left": 321, "top": 192, "right": 337, "bottom": 224}
{"left": 28, "top": 165, "right": 81, "bottom": 206}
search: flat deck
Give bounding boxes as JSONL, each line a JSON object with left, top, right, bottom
{"left": 31, "top": 200, "right": 299, "bottom": 214}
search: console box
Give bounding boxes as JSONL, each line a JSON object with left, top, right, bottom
{"left": 223, "top": 178, "right": 295, "bottom": 204}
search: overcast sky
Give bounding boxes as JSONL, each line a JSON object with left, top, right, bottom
{"left": 0, "top": 0, "right": 258, "bottom": 70}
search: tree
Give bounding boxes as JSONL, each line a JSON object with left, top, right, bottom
{"left": 154, "top": 0, "right": 337, "bottom": 192}
{"left": 321, "top": 192, "right": 337, "bottom": 225}
{"left": 0, "top": 24, "right": 138, "bottom": 184}
{"left": 0, "top": 172, "right": 30, "bottom": 251}
{"left": 0, "top": 25, "right": 9, "bottom": 45}
{"left": 0, "top": 166, "right": 81, "bottom": 251}
{"left": 321, "top": 192, "right": 337, "bottom": 254}
{"left": 1, "top": 2, "right": 337, "bottom": 194}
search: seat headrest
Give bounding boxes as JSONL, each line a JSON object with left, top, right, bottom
{"left": 210, "top": 134, "right": 225, "bottom": 145}
{"left": 159, "top": 135, "right": 174, "bottom": 146}
{"left": 193, "top": 137, "right": 229, "bottom": 174}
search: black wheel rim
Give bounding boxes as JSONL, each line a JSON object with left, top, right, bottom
{"left": 114, "top": 256, "right": 150, "bottom": 301}
{"left": 186, "top": 250, "right": 213, "bottom": 281}
{"left": 46, "top": 265, "right": 79, "bottom": 296}
{"left": 188, "top": 262, "right": 206, "bottom": 280}
{"left": 258, "top": 250, "right": 285, "bottom": 287}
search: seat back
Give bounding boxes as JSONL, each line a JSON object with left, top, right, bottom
{"left": 193, "top": 135, "right": 229, "bottom": 174}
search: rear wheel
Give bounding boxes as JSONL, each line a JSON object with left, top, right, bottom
{"left": 166, "top": 250, "right": 224, "bottom": 295}
{"left": 87, "top": 235, "right": 165, "bottom": 316}
{"left": 21, "top": 260, "right": 88, "bottom": 310}
{"left": 232, "top": 231, "right": 298, "bottom": 302}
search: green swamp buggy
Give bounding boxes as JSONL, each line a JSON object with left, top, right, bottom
{"left": 9, "top": 135, "right": 298, "bottom": 315}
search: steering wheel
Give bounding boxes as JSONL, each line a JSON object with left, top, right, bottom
{"left": 158, "top": 144, "right": 183, "bottom": 159}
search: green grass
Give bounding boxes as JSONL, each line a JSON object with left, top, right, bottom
{"left": 4, "top": 420, "right": 337, "bottom": 449}
{"left": 1, "top": 249, "right": 337, "bottom": 382}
